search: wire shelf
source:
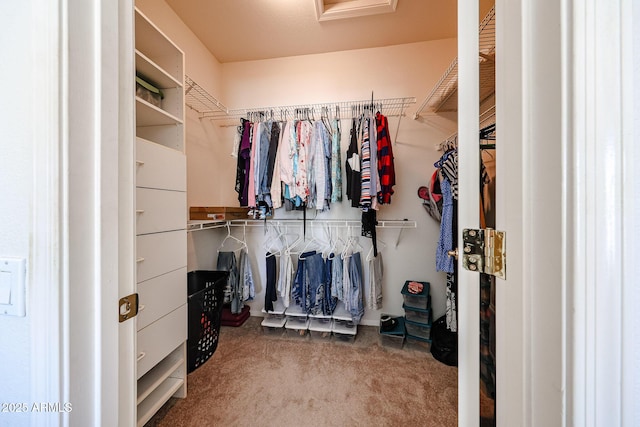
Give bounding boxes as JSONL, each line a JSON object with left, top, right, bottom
{"left": 214, "top": 97, "right": 416, "bottom": 123}
{"left": 184, "top": 76, "right": 229, "bottom": 118}
{"left": 184, "top": 75, "right": 414, "bottom": 125}
{"left": 414, "top": 5, "right": 495, "bottom": 117}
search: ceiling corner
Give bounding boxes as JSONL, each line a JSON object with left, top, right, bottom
{"left": 314, "top": 0, "right": 399, "bottom": 22}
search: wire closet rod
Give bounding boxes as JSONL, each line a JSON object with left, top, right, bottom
{"left": 435, "top": 105, "right": 496, "bottom": 152}
{"left": 187, "top": 218, "right": 417, "bottom": 232}
{"left": 211, "top": 97, "right": 416, "bottom": 121}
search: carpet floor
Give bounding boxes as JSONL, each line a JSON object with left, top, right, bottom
{"left": 146, "top": 316, "right": 458, "bottom": 427}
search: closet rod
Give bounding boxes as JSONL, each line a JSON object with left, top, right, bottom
{"left": 436, "top": 105, "right": 496, "bottom": 151}
{"left": 210, "top": 97, "right": 416, "bottom": 121}
{"left": 226, "top": 219, "right": 417, "bottom": 229}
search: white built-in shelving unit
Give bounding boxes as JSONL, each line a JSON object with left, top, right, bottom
{"left": 134, "top": 7, "right": 187, "bottom": 426}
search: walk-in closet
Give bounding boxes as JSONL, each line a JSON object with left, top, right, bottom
{"left": 132, "top": 1, "right": 496, "bottom": 426}
{"left": 4, "top": 1, "right": 634, "bottom": 426}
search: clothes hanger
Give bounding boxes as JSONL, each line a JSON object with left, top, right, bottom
{"left": 217, "top": 223, "right": 247, "bottom": 253}
{"left": 263, "top": 223, "right": 284, "bottom": 257}
{"left": 366, "top": 238, "right": 387, "bottom": 262}
{"left": 299, "top": 227, "right": 321, "bottom": 256}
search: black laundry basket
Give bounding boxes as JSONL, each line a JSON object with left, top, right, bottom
{"left": 187, "top": 270, "right": 229, "bottom": 373}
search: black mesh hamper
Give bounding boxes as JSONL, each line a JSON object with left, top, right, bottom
{"left": 187, "top": 270, "right": 229, "bottom": 373}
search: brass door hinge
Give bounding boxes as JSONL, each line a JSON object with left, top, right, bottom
{"left": 462, "top": 228, "right": 506, "bottom": 279}
{"left": 118, "top": 293, "right": 139, "bottom": 323}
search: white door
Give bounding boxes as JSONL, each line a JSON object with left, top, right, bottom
{"left": 454, "top": 0, "right": 631, "bottom": 426}
{"left": 456, "top": 2, "right": 481, "bottom": 426}
{"left": 457, "top": 1, "right": 555, "bottom": 426}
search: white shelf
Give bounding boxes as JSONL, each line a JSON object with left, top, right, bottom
{"left": 136, "top": 376, "right": 184, "bottom": 427}
{"left": 284, "top": 304, "right": 307, "bottom": 317}
{"left": 135, "top": 8, "right": 184, "bottom": 83}
{"left": 331, "top": 321, "right": 357, "bottom": 335}
{"left": 136, "top": 49, "right": 183, "bottom": 89}
{"left": 415, "top": 5, "right": 495, "bottom": 116}
{"left": 262, "top": 299, "right": 287, "bottom": 315}
{"left": 331, "top": 301, "right": 353, "bottom": 321}
{"left": 187, "top": 220, "right": 226, "bottom": 232}
{"left": 309, "top": 318, "right": 333, "bottom": 332}
{"left": 285, "top": 318, "right": 310, "bottom": 330}
{"left": 137, "top": 351, "right": 185, "bottom": 405}
{"left": 261, "top": 316, "right": 287, "bottom": 328}
{"left": 136, "top": 97, "right": 184, "bottom": 127}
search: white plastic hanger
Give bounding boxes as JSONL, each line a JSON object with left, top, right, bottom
{"left": 366, "top": 238, "right": 387, "bottom": 262}
{"left": 217, "top": 222, "right": 248, "bottom": 254}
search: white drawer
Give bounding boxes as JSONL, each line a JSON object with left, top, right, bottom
{"left": 137, "top": 304, "right": 187, "bottom": 379}
{"left": 137, "top": 267, "right": 187, "bottom": 331}
{"left": 136, "top": 230, "right": 187, "bottom": 283}
{"left": 136, "top": 188, "right": 186, "bottom": 235}
{"left": 136, "top": 137, "right": 186, "bottom": 191}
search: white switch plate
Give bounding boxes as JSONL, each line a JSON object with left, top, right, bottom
{"left": 0, "top": 258, "right": 26, "bottom": 317}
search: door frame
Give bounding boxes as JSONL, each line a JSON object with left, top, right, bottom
{"left": 38, "top": 0, "right": 638, "bottom": 425}
{"left": 32, "top": 0, "right": 136, "bottom": 425}
{"left": 456, "top": 0, "right": 638, "bottom": 425}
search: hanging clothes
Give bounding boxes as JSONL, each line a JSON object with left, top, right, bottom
{"left": 324, "top": 256, "right": 337, "bottom": 315}
{"left": 345, "top": 118, "right": 361, "bottom": 207}
{"left": 330, "top": 253, "right": 344, "bottom": 301}
{"left": 347, "top": 251, "right": 364, "bottom": 324}
{"left": 435, "top": 176, "right": 455, "bottom": 273}
{"left": 236, "top": 120, "right": 252, "bottom": 206}
{"left": 270, "top": 122, "right": 284, "bottom": 209}
{"left": 247, "top": 121, "right": 260, "bottom": 208}
{"left": 367, "top": 252, "right": 384, "bottom": 310}
{"left": 375, "top": 112, "right": 395, "bottom": 204}
{"left": 367, "top": 116, "right": 379, "bottom": 211}
{"left": 358, "top": 121, "right": 372, "bottom": 210}
{"left": 295, "top": 120, "right": 312, "bottom": 205}
{"left": 331, "top": 118, "right": 342, "bottom": 202}
{"left": 238, "top": 248, "right": 255, "bottom": 304}
{"left": 361, "top": 209, "right": 378, "bottom": 257}
{"left": 264, "top": 252, "right": 278, "bottom": 312}
{"left": 217, "top": 251, "right": 239, "bottom": 310}
{"left": 278, "top": 251, "right": 294, "bottom": 307}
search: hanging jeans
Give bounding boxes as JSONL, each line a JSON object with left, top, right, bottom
{"left": 217, "top": 251, "right": 239, "bottom": 311}
{"left": 264, "top": 252, "right": 278, "bottom": 312}
{"left": 348, "top": 252, "right": 364, "bottom": 324}
{"left": 330, "top": 254, "right": 344, "bottom": 301}
{"left": 304, "top": 252, "right": 325, "bottom": 315}
{"left": 239, "top": 249, "right": 255, "bottom": 302}
{"left": 367, "top": 253, "right": 383, "bottom": 310}
{"left": 324, "top": 256, "right": 336, "bottom": 315}
{"left": 292, "top": 251, "right": 315, "bottom": 309}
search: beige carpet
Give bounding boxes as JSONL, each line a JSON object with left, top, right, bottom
{"left": 147, "top": 316, "right": 458, "bottom": 427}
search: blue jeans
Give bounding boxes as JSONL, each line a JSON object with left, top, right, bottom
{"left": 292, "top": 251, "right": 316, "bottom": 309}
{"left": 348, "top": 252, "right": 364, "bottom": 323}
{"left": 324, "top": 256, "right": 336, "bottom": 315}
{"left": 304, "top": 252, "right": 325, "bottom": 315}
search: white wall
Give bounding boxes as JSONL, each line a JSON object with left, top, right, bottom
{"left": 216, "top": 41, "right": 458, "bottom": 325}
{"left": 0, "top": 2, "right": 36, "bottom": 425}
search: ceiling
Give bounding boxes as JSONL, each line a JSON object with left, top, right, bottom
{"left": 164, "top": 0, "right": 495, "bottom": 63}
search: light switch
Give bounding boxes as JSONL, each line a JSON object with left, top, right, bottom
{"left": 0, "top": 258, "right": 26, "bottom": 317}
{"left": 0, "top": 271, "right": 11, "bottom": 304}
